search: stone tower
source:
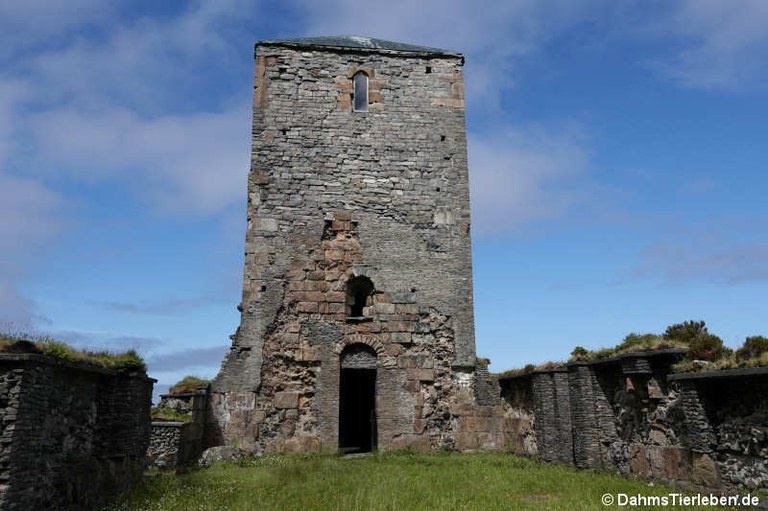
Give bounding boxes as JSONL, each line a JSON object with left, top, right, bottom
{"left": 210, "top": 36, "right": 500, "bottom": 453}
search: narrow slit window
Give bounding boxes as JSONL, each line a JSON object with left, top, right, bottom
{"left": 353, "top": 72, "right": 368, "bottom": 112}
{"left": 346, "top": 276, "right": 374, "bottom": 317}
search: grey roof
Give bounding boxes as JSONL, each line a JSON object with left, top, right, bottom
{"left": 257, "top": 35, "right": 462, "bottom": 58}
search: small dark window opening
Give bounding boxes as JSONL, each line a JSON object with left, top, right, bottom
{"left": 353, "top": 72, "right": 368, "bottom": 112}
{"left": 347, "top": 276, "right": 374, "bottom": 317}
{"left": 426, "top": 66, "right": 432, "bottom": 74}
{"left": 440, "top": 135, "right": 446, "bottom": 142}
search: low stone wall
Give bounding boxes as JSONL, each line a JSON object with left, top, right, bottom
{"left": 0, "top": 354, "right": 153, "bottom": 510}
{"left": 148, "top": 391, "right": 207, "bottom": 468}
{"left": 498, "top": 376, "right": 536, "bottom": 456}
{"left": 499, "top": 351, "right": 768, "bottom": 492}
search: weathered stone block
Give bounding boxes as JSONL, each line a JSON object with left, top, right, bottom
{"left": 297, "top": 301, "right": 318, "bottom": 313}
{"left": 461, "top": 416, "right": 490, "bottom": 433}
{"left": 390, "top": 434, "right": 430, "bottom": 452}
{"left": 629, "top": 444, "right": 649, "bottom": 477}
{"left": 324, "top": 291, "right": 346, "bottom": 303}
{"left": 300, "top": 347, "right": 322, "bottom": 362}
{"left": 692, "top": 452, "right": 721, "bottom": 488}
{"left": 390, "top": 332, "right": 413, "bottom": 344}
{"left": 283, "top": 436, "right": 321, "bottom": 453}
{"left": 253, "top": 217, "right": 278, "bottom": 231}
{"left": 649, "top": 446, "right": 692, "bottom": 482}
{"left": 406, "top": 368, "right": 435, "bottom": 382}
{"left": 455, "top": 432, "right": 480, "bottom": 450}
{"left": 273, "top": 392, "right": 300, "bottom": 409}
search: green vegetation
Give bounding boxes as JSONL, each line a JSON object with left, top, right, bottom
{"left": 103, "top": 452, "right": 693, "bottom": 511}
{"left": 497, "top": 320, "right": 768, "bottom": 377}
{"left": 663, "top": 320, "right": 730, "bottom": 362}
{"left": 150, "top": 407, "right": 191, "bottom": 423}
{"left": 169, "top": 375, "right": 211, "bottom": 395}
{"left": 735, "top": 336, "right": 768, "bottom": 361}
{"left": 569, "top": 333, "right": 687, "bottom": 363}
{"left": 0, "top": 332, "right": 145, "bottom": 371}
{"left": 497, "top": 361, "right": 565, "bottom": 379}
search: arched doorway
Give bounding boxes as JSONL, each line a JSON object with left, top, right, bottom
{"left": 339, "top": 344, "right": 377, "bottom": 453}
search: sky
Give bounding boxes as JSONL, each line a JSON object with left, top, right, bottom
{"left": 1, "top": 0, "right": 767, "bottom": 398}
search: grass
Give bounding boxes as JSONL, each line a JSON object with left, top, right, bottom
{"left": 103, "top": 452, "right": 703, "bottom": 511}
{"left": 0, "top": 331, "right": 146, "bottom": 372}
{"left": 169, "top": 375, "right": 211, "bottom": 395}
{"left": 150, "top": 407, "right": 192, "bottom": 423}
{"left": 672, "top": 351, "right": 768, "bottom": 373}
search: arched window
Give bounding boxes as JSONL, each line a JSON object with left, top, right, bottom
{"left": 353, "top": 72, "right": 368, "bottom": 112}
{"left": 346, "top": 276, "right": 374, "bottom": 317}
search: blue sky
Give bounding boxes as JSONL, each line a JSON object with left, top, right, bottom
{"left": 1, "top": 0, "right": 767, "bottom": 397}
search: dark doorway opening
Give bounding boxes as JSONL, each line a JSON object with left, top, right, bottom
{"left": 339, "top": 368, "right": 376, "bottom": 453}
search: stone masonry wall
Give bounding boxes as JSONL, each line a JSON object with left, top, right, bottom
{"left": 149, "top": 392, "right": 207, "bottom": 468}
{"left": 499, "top": 353, "right": 768, "bottom": 493}
{"left": 209, "top": 40, "right": 495, "bottom": 453}
{"left": 0, "top": 354, "right": 153, "bottom": 510}
{"left": 498, "top": 376, "right": 536, "bottom": 456}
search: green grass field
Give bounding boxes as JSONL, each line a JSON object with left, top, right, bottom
{"left": 102, "top": 452, "right": 718, "bottom": 511}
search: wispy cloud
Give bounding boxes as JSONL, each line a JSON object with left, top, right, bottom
{"left": 295, "top": 0, "right": 604, "bottom": 108}
{"left": 645, "top": 0, "right": 768, "bottom": 91}
{"left": 469, "top": 124, "right": 591, "bottom": 237}
{"left": 48, "top": 329, "right": 162, "bottom": 353}
{"left": 29, "top": 106, "right": 249, "bottom": 213}
{"left": 98, "top": 296, "right": 229, "bottom": 316}
{"left": 0, "top": 283, "right": 35, "bottom": 327}
{"left": 0, "top": 2, "right": 255, "bottom": 328}
{"left": 147, "top": 345, "right": 229, "bottom": 372}
{"left": 0, "top": 0, "right": 113, "bottom": 59}
{"left": 635, "top": 218, "right": 768, "bottom": 284}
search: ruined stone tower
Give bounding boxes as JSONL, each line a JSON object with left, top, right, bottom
{"left": 210, "top": 36, "right": 501, "bottom": 453}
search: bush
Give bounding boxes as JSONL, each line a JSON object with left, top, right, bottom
{"left": 662, "top": 320, "right": 729, "bottom": 362}
{"left": 687, "top": 333, "right": 728, "bottom": 362}
{"left": 169, "top": 375, "right": 211, "bottom": 395}
{"left": 663, "top": 320, "right": 708, "bottom": 344}
{"left": 617, "top": 333, "right": 660, "bottom": 351}
{"left": 735, "top": 336, "right": 768, "bottom": 361}
{"left": 570, "top": 346, "right": 589, "bottom": 361}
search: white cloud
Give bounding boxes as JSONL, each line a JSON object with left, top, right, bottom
{"left": 0, "top": 0, "right": 113, "bottom": 58}
{"left": 295, "top": 0, "right": 603, "bottom": 107}
{"left": 0, "top": 281, "right": 35, "bottom": 328}
{"left": 30, "top": 105, "right": 249, "bottom": 213}
{"left": 0, "top": 79, "right": 31, "bottom": 164}
{"left": 647, "top": 0, "right": 768, "bottom": 91}
{"left": 635, "top": 218, "right": 768, "bottom": 284}
{"left": 2, "top": 1, "right": 255, "bottom": 214}
{"left": 0, "top": 173, "right": 61, "bottom": 247}
{"left": 468, "top": 125, "right": 590, "bottom": 237}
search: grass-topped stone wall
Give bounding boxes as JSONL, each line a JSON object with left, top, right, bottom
{"left": 147, "top": 376, "right": 210, "bottom": 469}
{"left": 0, "top": 336, "right": 153, "bottom": 511}
{"left": 496, "top": 321, "right": 768, "bottom": 492}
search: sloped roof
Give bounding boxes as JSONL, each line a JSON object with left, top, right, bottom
{"left": 257, "top": 35, "right": 462, "bottom": 58}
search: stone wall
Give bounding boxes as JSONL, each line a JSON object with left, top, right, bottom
{"left": 498, "top": 376, "right": 536, "bottom": 456}
{"left": 148, "top": 391, "right": 207, "bottom": 468}
{"left": 498, "top": 351, "right": 768, "bottom": 492}
{"left": 0, "top": 354, "right": 153, "bottom": 510}
{"left": 210, "top": 38, "right": 497, "bottom": 454}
